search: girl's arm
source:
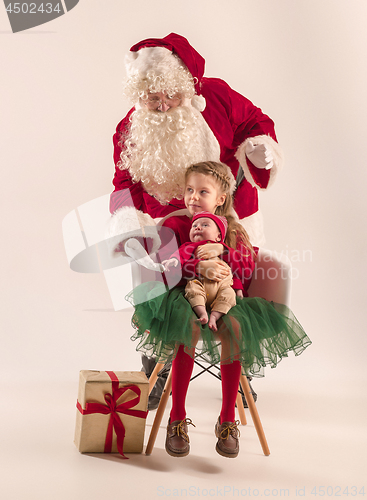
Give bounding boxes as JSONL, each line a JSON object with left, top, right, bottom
{"left": 221, "top": 242, "right": 256, "bottom": 294}
{"left": 233, "top": 242, "right": 258, "bottom": 295}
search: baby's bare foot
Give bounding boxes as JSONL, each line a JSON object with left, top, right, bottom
{"left": 193, "top": 305, "right": 208, "bottom": 325}
{"left": 208, "top": 317, "right": 217, "bottom": 331}
{"left": 208, "top": 311, "right": 224, "bottom": 331}
{"left": 197, "top": 316, "right": 208, "bottom": 325}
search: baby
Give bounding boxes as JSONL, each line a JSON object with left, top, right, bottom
{"left": 164, "top": 212, "right": 237, "bottom": 331}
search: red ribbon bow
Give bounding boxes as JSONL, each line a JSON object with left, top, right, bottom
{"left": 77, "top": 371, "right": 148, "bottom": 459}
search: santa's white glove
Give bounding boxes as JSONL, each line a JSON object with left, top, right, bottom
{"left": 245, "top": 141, "right": 273, "bottom": 170}
{"left": 124, "top": 238, "right": 165, "bottom": 272}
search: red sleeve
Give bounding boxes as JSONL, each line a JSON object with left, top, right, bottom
{"left": 222, "top": 247, "right": 244, "bottom": 291}
{"left": 158, "top": 216, "right": 194, "bottom": 275}
{"left": 240, "top": 245, "right": 258, "bottom": 295}
{"left": 109, "top": 109, "right": 145, "bottom": 214}
{"left": 228, "top": 86, "right": 276, "bottom": 189}
{"left": 165, "top": 241, "right": 193, "bottom": 265}
{"left": 201, "top": 78, "right": 277, "bottom": 190}
{"left": 162, "top": 216, "right": 191, "bottom": 247}
{"left": 223, "top": 243, "right": 258, "bottom": 295}
{"left": 179, "top": 242, "right": 202, "bottom": 281}
{"left": 160, "top": 218, "right": 201, "bottom": 280}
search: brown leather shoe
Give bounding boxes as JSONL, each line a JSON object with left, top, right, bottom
{"left": 165, "top": 418, "right": 195, "bottom": 457}
{"left": 215, "top": 417, "right": 240, "bottom": 458}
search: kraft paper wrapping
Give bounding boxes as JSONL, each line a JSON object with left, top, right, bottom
{"left": 74, "top": 370, "right": 149, "bottom": 454}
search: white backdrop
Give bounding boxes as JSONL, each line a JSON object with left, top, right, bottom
{"left": 2, "top": 0, "right": 366, "bottom": 386}
{"left": 1, "top": 2, "right": 367, "bottom": 498}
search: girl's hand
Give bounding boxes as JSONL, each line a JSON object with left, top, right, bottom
{"left": 162, "top": 258, "right": 179, "bottom": 271}
{"left": 197, "top": 259, "right": 230, "bottom": 281}
{"left": 195, "top": 243, "right": 224, "bottom": 260}
{"left": 235, "top": 289, "right": 243, "bottom": 298}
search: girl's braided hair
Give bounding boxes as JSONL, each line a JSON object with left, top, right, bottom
{"left": 185, "top": 161, "right": 254, "bottom": 256}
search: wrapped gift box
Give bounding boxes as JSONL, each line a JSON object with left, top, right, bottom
{"left": 75, "top": 370, "right": 149, "bottom": 458}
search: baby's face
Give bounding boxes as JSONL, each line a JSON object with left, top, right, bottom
{"left": 190, "top": 217, "right": 221, "bottom": 243}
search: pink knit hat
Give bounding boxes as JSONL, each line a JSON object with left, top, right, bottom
{"left": 192, "top": 211, "right": 228, "bottom": 242}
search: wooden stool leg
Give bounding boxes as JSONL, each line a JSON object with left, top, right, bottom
{"left": 145, "top": 368, "right": 172, "bottom": 455}
{"left": 236, "top": 390, "right": 247, "bottom": 425}
{"left": 240, "top": 374, "right": 270, "bottom": 456}
{"left": 148, "top": 362, "right": 165, "bottom": 395}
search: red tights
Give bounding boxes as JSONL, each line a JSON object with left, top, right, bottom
{"left": 169, "top": 345, "right": 195, "bottom": 422}
{"left": 169, "top": 344, "right": 241, "bottom": 424}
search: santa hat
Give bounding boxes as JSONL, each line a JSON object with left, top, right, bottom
{"left": 192, "top": 211, "right": 228, "bottom": 243}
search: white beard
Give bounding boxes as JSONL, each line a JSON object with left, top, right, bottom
{"left": 118, "top": 105, "right": 220, "bottom": 203}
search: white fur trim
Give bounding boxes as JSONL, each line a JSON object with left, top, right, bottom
{"left": 105, "top": 206, "right": 161, "bottom": 257}
{"left": 235, "top": 135, "right": 284, "bottom": 190}
{"left": 125, "top": 46, "right": 183, "bottom": 79}
{"left": 238, "top": 210, "right": 266, "bottom": 247}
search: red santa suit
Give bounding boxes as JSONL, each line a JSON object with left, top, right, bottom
{"left": 107, "top": 33, "right": 283, "bottom": 250}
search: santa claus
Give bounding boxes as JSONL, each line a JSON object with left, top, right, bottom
{"left": 107, "top": 33, "right": 283, "bottom": 265}
{"left": 105, "top": 33, "right": 284, "bottom": 410}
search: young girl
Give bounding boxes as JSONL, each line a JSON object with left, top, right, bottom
{"left": 126, "top": 161, "right": 311, "bottom": 459}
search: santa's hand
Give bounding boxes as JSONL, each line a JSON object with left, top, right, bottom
{"left": 124, "top": 238, "right": 165, "bottom": 272}
{"left": 195, "top": 243, "right": 224, "bottom": 260}
{"left": 245, "top": 141, "right": 273, "bottom": 170}
{"left": 162, "top": 258, "right": 179, "bottom": 271}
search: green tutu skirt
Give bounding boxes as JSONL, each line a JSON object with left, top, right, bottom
{"left": 126, "top": 282, "right": 311, "bottom": 377}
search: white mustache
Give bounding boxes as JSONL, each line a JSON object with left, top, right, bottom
{"left": 118, "top": 105, "right": 213, "bottom": 203}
